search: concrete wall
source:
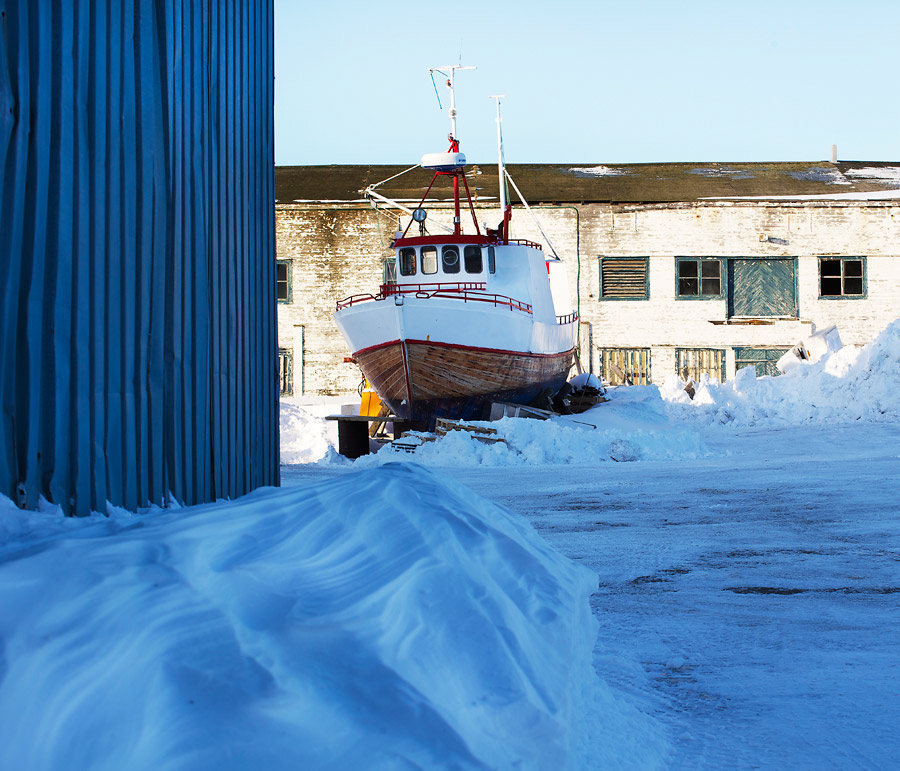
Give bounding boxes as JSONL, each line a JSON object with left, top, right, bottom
{"left": 276, "top": 199, "right": 900, "bottom": 395}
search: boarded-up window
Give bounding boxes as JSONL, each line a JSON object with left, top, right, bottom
{"left": 278, "top": 348, "right": 293, "bottom": 396}
{"left": 734, "top": 347, "right": 788, "bottom": 378}
{"left": 598, "top": 347, "right": 651, "bottom": 385}
{"left": 599, "top": 257, "right": 648, "bottom": 299}
{"left": 676, "top": 348, "right": 726, "bottom": 383}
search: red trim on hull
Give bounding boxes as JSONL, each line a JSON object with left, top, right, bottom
{"left": 353, "top": 338, "right": 575, "bottom": 360}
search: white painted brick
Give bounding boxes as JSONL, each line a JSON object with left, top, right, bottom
{"left": 276, "top": 200, "right": 900, "bottom": 394}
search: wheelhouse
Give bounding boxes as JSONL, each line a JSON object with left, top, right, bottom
{"left": 395, "top": 242, "right": 496, "bottom": 280}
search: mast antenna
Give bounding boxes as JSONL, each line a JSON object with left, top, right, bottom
{"left": 427, "top": 65, "right": 475, "bottom": 143}
{"left": 489, "top": 95, "right": 507, "bottom": 214}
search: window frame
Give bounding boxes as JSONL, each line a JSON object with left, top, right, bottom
{"left": 421, "top": 245, "right": 438, "bottom": 275}
{"left": 398, "top": 247, "right": 417, "bottom": 277}
{"left": 278, "top": 348, "right": 293, "bottom": 396}
{"left": 675, "top": 257, "right": 724, "bottom": 300}
{"left": 464, "top": 245, "right": 483, "bottom": 274}
{"left": 441, "top": 245, "right": 460, "bottom": 274}
{"left": 276, "top": 259, "right": 292, "bottom": 304}
{"left": 675, "top": 347, "right": 726, "bottom": 383}
{"left": 598, "top": 256, "right": 649, "bottom": 300}
{"left": 818, "top": 256, "right": 866, "bottom": 299}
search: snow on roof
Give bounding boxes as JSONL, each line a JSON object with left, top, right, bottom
{"left": 569, "top": 165, "right": 628, "bottom": 177}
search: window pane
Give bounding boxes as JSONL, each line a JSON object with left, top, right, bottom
{"left": 399, "top": 248, "right": 416, "bottom": 276}
{"left": 843, "top": 276, "right": 863, "bottom": 295}
{"left": 700, "top": 260, "right": 720, "bottom": 279}
{"left": 820, "top": 259, "right": 841, "bottom": 277}
{"left": 488, "top": 246, "right": 496, "bottom": 274}
{"left": 464, "top": 245, "right": 482, "bottom": 273}
{"left": 276, "top": 261, "right": 289, "bottom": 301}
{"left": 700, "top": 277, "right": 720, "bottom": 295}
{"left": 820, "top": 276, "right": 841, "bottom": 296}
{"left": 442, "top": 246, "right": 460, "bottom": 274}
{"left": 678, "top": 260, "right": 698, "bottom": 279}
{"left": 421, "top": 246, "right": 437, "bottom": 275}
{"left": 679, "top": 277, "right": 698, "bottom": 295}
{"left": 843, "top": 259, "right": 863, "bottom": 277}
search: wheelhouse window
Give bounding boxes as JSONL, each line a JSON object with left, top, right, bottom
{"left": 276, "top": 259, "right": 292, "bottom": 303}
{"left": 487, "top": 246, "right": 496, "bottom": 274}
{"left": 399, "top": 248, "right": 417, "bottom": 277}
{"left": 464, "top": 245, "right": 482, "bottom": 274}
{"left": 819, "top": 257, "right": 865, "bottom": 298}
{"left": 677, "top": 258, "right": 722, "bottom": 298}
{"left": 442, "top": 245, "right": 460, "bottom": 274}
{"left": 421, "top": 246, "right": 438, "bottom": 275}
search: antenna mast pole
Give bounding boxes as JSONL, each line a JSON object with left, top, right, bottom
{"left": 489, "top": 95, "right": 507, "bottom": 214}
{"left": 429, "top": 65, "right": 475, "bottom": 143}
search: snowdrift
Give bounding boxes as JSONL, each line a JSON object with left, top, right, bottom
{"left": 356, "top": 387, "right": 704, "bottom": 469}
{"left": 661, "top": 319, "right": 900, "bottom": 428}
{"left": 0, "top": 465, "right": 660, "bottom": 769}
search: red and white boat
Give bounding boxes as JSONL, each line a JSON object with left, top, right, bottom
{"left": 335, "top": 67, "right": 577, "bottom": 428}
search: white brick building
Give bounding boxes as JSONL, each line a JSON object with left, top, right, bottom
{"left": 275, "top": 162, "right": 900, "bottom": 395}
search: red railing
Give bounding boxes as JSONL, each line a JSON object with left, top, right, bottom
{"left": 508, "top": 238, "right": 542, "bottom": 251}
{"left": 336, "top": 281, "right": 532, "bottom": 315}
{"left": 380, "top": 281, "right": 485, "bottom": 296}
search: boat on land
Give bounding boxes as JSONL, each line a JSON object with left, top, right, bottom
{"left": 334, "top": 66, "right": 577, "bottom": 429}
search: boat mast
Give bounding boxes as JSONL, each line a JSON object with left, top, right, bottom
{"left": 489, "top": 95, "right": 507, "bottom": 214}
{"left": 429, "top": 65, "right": 475, "bottom": 236}
{"left": 429, "top": 64, "right": 475, "bottom": 145}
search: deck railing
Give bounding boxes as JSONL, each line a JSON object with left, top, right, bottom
{"left": 556, "top": 312, "right": 579, "bottom": 324}
{"left": 336, "top": 281, "right": 532, "bottom": 315}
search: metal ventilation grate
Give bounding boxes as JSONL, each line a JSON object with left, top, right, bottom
{"left": 600, "top": 257, "right": 649, "bottom": 299}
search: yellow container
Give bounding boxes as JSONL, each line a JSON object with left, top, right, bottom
{"left": 360, "top": 385, "right": 382, "bottom": 417}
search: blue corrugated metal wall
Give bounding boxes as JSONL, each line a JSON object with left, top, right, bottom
{"left": 0, "top": 0, "right": 278, "bottom": 514}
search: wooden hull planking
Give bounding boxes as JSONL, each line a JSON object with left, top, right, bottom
{"left": 354, "top": 339, "right": 574, "bottom": 427}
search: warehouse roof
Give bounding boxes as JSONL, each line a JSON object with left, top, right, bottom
{"left": 275, "top": 161, "right": 900, "bottom": 205}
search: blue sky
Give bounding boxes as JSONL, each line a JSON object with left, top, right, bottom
{"left": 275, "top": 0, "right": 900, "bottom": 165}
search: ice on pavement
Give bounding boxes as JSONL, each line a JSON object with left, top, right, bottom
{"left": 0, "top": 464, "right": 664, "bottom": 769}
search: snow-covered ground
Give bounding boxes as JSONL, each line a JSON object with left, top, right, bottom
{"left": 2, "top": 322, "right": 899, "bottom": 768}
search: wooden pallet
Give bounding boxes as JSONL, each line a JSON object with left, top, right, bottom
{"left": 434, "top": 418, "right": 506, "bottom": 444}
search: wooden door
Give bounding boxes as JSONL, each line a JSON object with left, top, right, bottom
{"left": 728, "top": 259, "right": 797, "bottom": 318}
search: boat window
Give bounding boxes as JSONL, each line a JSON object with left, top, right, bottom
{"left": 442, "top": 246, "right": 460, "bottom": 274}
{"left": 421, "top": 246, "right": 438, "bottom": 275}
{"left": 399, "top": 248, "right": 417, "bottom": 276}
{"left": 488, "top": 246, "right": 496, "bottom": 274}
{"left": 464, "top": 245, "right": 482, "bottom": 274}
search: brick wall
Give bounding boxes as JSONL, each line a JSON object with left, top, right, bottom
{"left": 276, "top": 200, "right": 900, "bottom": 395}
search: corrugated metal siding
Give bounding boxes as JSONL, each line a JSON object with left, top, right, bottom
{"left": 0, "top": 0, "right": 278, "bottom": 515}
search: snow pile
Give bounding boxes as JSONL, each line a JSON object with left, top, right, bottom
{"left": 0, "top": 464, "right": 663, "bottom": 769}
{"left": 359, "top": 388, "right": 704, "bottom": 468}
{"left": 279, "top": 401, "right": 340, "bottom": 464}
{"left": 661, "top": 319, "right": 900, "bottom": 428}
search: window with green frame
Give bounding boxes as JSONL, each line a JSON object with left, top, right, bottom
{"left": 599, "top": 256, "right": 649, "bottom": 299}
{"left": 276, "top": 259, "right": 292, "bottom": 303}
{"left": 278, "top": 348, "right": 293, "bottom": 396}
{"left": 819, "top": 257, "right": 865, "bottom": 298}
{"left": 676, "top": 258, "right": 723, "bottom": 298}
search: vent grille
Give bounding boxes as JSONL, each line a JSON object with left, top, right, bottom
{"left": 601, "top": 257, "right": 648, "bottom": 298}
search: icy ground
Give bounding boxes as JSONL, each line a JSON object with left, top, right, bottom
{"left": 1, "top": 322, "right": 898, "bottom": 768}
